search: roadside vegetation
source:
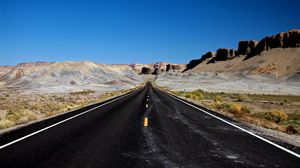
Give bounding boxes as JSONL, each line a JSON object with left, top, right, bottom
{"left": 0, "top": 88, "right": 137, "bottom": 130}
{"left": 164, "top": 88, "right": 300, "bottom": 135}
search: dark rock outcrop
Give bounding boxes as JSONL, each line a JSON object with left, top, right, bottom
{"left": 152, "top": 68, "right": 162, "bottom": 75}
{"left": 166, "top": 64, "right": 172, "bottom": 71}
{"left": 237, "top": 40, "right": 259, "bottom": 55}
{"left": 141, "top": 67, "right": 153, "bottom": 74}
{"left": 215, "top": 48, "right": 236, "bottom": 61}
{"left": 166, "top": 64, "right": 185, "bottom": 71}
{"left": 185, "top": 59, "right": 202, "bottom": 71}
{"left": 245, "top": 29, "right": 300, "bottom": 59}
{"left": 202, "top": 52, "right": 215, "bottom": 60}
{"left": 184, "top": 52, "right": 215, "bottom": 71}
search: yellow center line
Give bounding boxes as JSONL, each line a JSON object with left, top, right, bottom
{"left": 144, "top": 117, "right": 148, "bottom": 127}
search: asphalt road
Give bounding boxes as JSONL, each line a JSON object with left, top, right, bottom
{"left": 0, "top": 83, "right": 299, "bottom": 167}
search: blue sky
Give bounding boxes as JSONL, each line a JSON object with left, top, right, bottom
{"left": 0, "top": 0, "right": 299, "bottom": 65}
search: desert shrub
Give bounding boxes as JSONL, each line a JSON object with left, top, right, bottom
{"left": 264, "top": 109, "right": 288, "bottom": 123}
{"left": 184, "top": 90, "right": 203, "bottom": 100}
{"left": 213, "top": 102, "right": 248, "bottom": 118}
{"left": 6, "top": 109, "right": 23, "bottom": 122}
{"left": 241, "top": 106, "right": 251, "bottom": 113}
{"left": 5, "top": 109, "right": 37, "bottom": 125}
{"left": 283, "top": 119, "right": 300, "bottom": 134}
{"left": 194, "top": 89, "right": 205, "bottom": 95}
{"left": 23, "top": 109, "right": 37, "bottom": 121}
{"left": 185, "top": 92, "right": 194, "bottom": 99}
{"left": 228, "top": 103, "right": 242, "bottom": 114}
{"left": 237, "top": 94, "right": 250, "bottom": 102}
{"left": 286, "top": 125, "right": 298, "bottom": 134}
{"left": 0, "top": 119, "right": 15, "bottom": 129}
{"left": 193, "top": 90, "right": 204, "bottom": 100}
{"left": 214, "top": 95, "right": 223, "bottom": 102}
{"left": 16, "top": 116, "right": 30, "bottom": 124}
{"left": 213, "top": 102, "right": 230, "bottom": 110}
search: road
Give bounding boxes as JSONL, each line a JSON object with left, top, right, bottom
{"left": 0, "top": 83, "right": 299, "bottom": 167}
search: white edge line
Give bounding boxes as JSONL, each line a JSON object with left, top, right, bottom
{"left": 165, "top": 91, "right": 300, "bottom": 159}
{"left": 0, "top": 90, "right": 137, "bottom": 150}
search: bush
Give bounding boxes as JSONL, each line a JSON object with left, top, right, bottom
{"left": 185, "top": 91, "right": 203, "bottom": 100}
{"left": 265, "top": 109, "right": 288, "bottom": 123}
{"left": 211, "top": 102, "right": 249, "bottom": 118}
{"left": 228, "top": 103, "right": 242, "bottom": 114}
{"left": 5, "top": 109, "right": 37, "bottom": 125}
{"left": 6, "top": 109, "right": 22, "bottom": 122}
{"left": 286, "top": 125, "right": 298, "bottom": 134}
{"left": 237, "top": 94, "right": 250, "bottom": 102}
{"left": 241, "top": 106, "right": 251, "bottom": 113}
{"left": 0, "top": 119, "right": 15, "bottom": 129}
{"left": 214, "top": 95, "right": 223, "bottom": 102}
{"left": 213, "top": 102, "right": 229, "bottom": 110}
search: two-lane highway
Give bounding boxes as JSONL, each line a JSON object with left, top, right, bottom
{"left": 0, "top": 86, "right": 158, "bottom": 168}
{"left": 0, "top": 83, "right": 300, "bottom": 167}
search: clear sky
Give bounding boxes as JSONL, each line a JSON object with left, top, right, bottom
{"left": 0, "top": 0, "right": 299, "bottom": 65}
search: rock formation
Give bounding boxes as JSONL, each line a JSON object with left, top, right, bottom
{"left": 215, "top": 48, "right": 236, "bottom": 61}
{"left": 152, "top": 68, "right": 162, "bottom": 75}
{"left": 245, "top": 29, "right": 300, "bottom": 59}
{"left": 185, "top": 52, "right": 215, "bottom": 71}
{"left": 166, "top": 64, "right": 185, "bottom": 71}
{"left": 185, "top": 29, "right": 300, "bottom": 71}
{"left": 139, "top": 62, "right": 185, "bottom": 74}
{"left": 237, "top": 40, "right": 259, "bottom": 55}
{"left": 141, "top": 67, "right": 153, "bottom": 74}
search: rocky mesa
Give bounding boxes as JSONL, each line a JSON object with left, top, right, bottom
{"left": 184, "top": 29, "right": 300, "bottom": 77}
{"left": 156, "top": 29, "right": 300, "bottom": 95}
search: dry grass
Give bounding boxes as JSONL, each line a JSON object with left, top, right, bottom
{"left": 167, "top": 88, "right": 300, "bottom": 135}
{"left": 0, "top": 87, "right": 136, "bottom": 130}
{"left": 69, "top": 90, "right": 95, "bottom": 95}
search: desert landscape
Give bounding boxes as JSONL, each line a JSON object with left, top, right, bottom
{"left": 1, "top": 30, "right": 300, "bottom": 138}
{"left": 0, "top": 61, "right": 143, "bottom": 129}
{"left": 0, "top": 60, "right": 186, "bottom": 130}
{"left": 1, "top": 0, "right": 300, "bottom": 166}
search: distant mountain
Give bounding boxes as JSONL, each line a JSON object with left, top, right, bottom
{"left": 0, "top": 61, "right": 142, "bottom": 89}
{"left": 184, "top": 29, "right": 300, "bottom": 78}
{"left": 0, "top": 61, "right": 186, "bottom": 92}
